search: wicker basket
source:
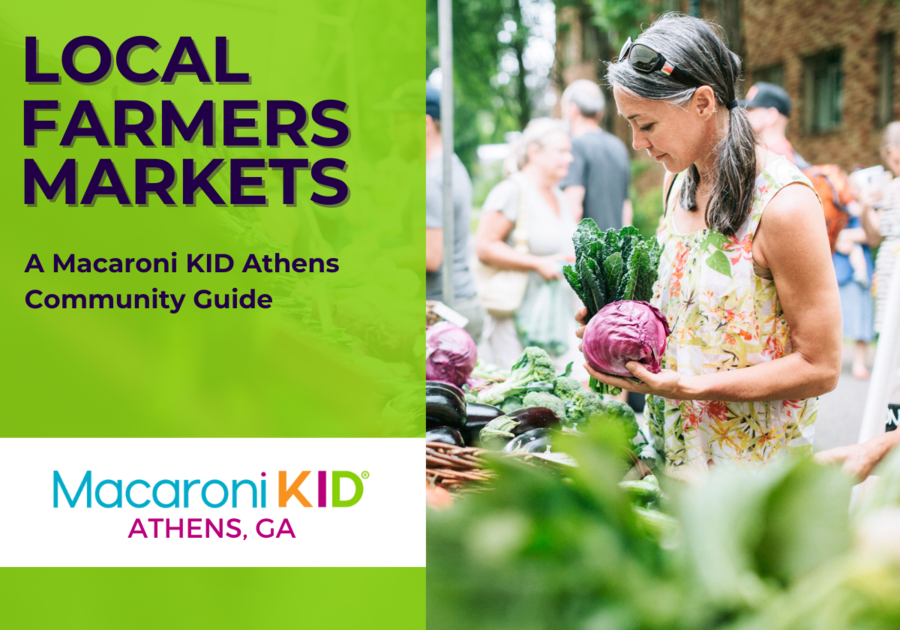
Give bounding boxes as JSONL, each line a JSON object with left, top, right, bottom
{"left": 426, "top": 441, "right": 651, "bottom": 493}
{"left": 426, "top": 442, "right": 495, "bottom": 491}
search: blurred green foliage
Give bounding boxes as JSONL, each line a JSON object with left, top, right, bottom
{"left": 429, "top": 425, "right": 900, "bottom": 630}
{"left": 425, "top": 0, "right": 532, "bottom": 172}
{"left": 555, "top": 0, "right": 662, "bottom": 52}
{"left": 630, "top": 159, "right": 665, "bottom": 241}
{"left": 632, "top": 184, "right": 664, "bottom": 240}
{"left": 428, "top": 423, "right": 698, "bottom": 630}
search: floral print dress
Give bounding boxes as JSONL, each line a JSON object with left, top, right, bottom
{"left": 645, "top": 156, "right": 820, "bottom": 471}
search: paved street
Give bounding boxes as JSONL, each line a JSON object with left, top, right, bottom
{"left": 813, "top": 342, "right": 876, "bottom": 451}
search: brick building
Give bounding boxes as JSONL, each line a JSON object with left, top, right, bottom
{"left": 743, "top": 0, "right": 898, "bottom": 170}
{"left": 556, "top": 0, "right": 900, "bottom": 171}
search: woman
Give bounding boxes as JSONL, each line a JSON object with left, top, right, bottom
{"left": 862, "top": 122, "right": 900, "bottom": 336}
{"left": 578, "top": 15, "right": 842, "bottom": 471}
{"left": 476, "top": 118, "right": 577, "bottom": 369}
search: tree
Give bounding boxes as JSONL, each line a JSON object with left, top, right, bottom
{"left": 714, "top": 0, "right": 743, "bottom": 62}
{"left": 554, "top": 0, "right": 660, "bottom": 132}
{"left": 425, "top": 0, "right": 545, "bottom": 170}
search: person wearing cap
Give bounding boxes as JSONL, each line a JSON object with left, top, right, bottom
{"left": 741, "top": 82, "right": 810, "bottom": 169}
{"left": 425, "top": 82, "right": 483, "bottom": 341}
{"left": 559, "top": 79, "right": 632, "bottom": 229}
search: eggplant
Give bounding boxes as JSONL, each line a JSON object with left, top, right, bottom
{"left": 466, "top": 402, "right": 505, "bottom": 424}
{"left": 461, "top": 402, "right": 504, "bottom": 446}
{"left": 426, "top": 381, "right": 466, "bottom": 404}
{"left": 478, "top": 407, "right": 561, "bottom": 451}
{"left": 426, "top": 427, "right": 465, "bottom": 447}
{"left": 426, "top": 386, "right": 467, "bottom": 430}
{"left": 505, "top": 407, "right": 561, "bottom": 435}
{"left": 503, "top": 428, "right": 553, "bottom": 453}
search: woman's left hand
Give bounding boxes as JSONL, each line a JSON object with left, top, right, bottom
{"left": 575, "top": 307, "right": 690, "bottom": 398}
{"left": 583, "top": 361, "right": 690, "bottom": 399}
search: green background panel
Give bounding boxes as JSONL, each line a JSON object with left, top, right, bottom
{"left": 0, "top": 1, "right": 425, "bottom": 625}
{"left": 1, "top": 567, "right": 425, "bottom": 628}
{"left": 0, "top": 0, "right": 425, "bottom": 438}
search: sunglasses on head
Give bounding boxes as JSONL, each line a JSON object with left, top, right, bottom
{"left": 618, "top": 37, "right": 701, "bottom": 87}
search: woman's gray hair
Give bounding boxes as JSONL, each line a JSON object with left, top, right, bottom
{"left": 607, "top": 14, "right": 757, "bottom": 236}
{"left": 508, "top": 117, "right": 570, "bottom": 172}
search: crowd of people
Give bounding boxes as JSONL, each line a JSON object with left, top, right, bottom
{"left": 741, "top": 81, "right": 900, "bottom": 384}
{"left": 425, "top": 13, "right": 900, "bottom": 475}
{"left": 426, "top": 79, "right": 632, "bottom": 383}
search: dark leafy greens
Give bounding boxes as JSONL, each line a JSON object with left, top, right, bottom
{"left": 565, "top": 219, "right": 662, "bottom": 318}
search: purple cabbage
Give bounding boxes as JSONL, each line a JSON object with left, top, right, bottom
{"left": 426, "top": 321, "right": 477, "bottom": 387}
{"left": 582, "top": 301, "right": 670, "bottom": 377}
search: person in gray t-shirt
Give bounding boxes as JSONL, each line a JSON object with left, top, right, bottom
{"left": 426, "top": 155, "right": 475, "bottom": 301}
{"left": 424, "top": 83, "right": 482, "bottom": 341}
{"left": 559, "top": 80, "right": 631, "bottom": 230}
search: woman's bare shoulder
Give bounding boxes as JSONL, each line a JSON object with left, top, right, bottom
{"left": 482, "top": 177, "right": 519, "bottom": 214}
{"left": 755, "top": 181, "right": 827, "bottom": 269}
{"left": 764, "top": 180, "right": 823, "bottom": 226}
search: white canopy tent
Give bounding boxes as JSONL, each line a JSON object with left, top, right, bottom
{"left": 859, "top": 250, "right": 900, "bottom": 442}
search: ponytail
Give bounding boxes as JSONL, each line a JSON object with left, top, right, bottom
{"left": 679, "top": 97, "right": 758, "bottom": 236}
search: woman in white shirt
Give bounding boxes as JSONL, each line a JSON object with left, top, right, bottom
{"left": 475, "top": 118, "right": 578, "bottom": 369}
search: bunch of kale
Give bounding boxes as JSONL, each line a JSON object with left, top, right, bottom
{"left": 563, "top": 220, "right": 663, "bottom": 320}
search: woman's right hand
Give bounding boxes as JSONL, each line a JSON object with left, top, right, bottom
{"left": 574, "top": 307, "right": 588, "bottom": 352}
{"left": 532, "top": 255, "right": 564, "bottom": 281}
{"left": 574, "top": 306, "right": 589, "bottom": 328}
{"left": 815, "top": 442, "right": 881, "bottom": 481}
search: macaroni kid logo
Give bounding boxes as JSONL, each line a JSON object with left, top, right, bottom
{"left": 52, "top": 469, "right": 368, "bottom": 540}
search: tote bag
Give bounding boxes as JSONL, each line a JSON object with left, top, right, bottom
{"left": 473, "top": 175, "right": 530, "bottom": 317}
